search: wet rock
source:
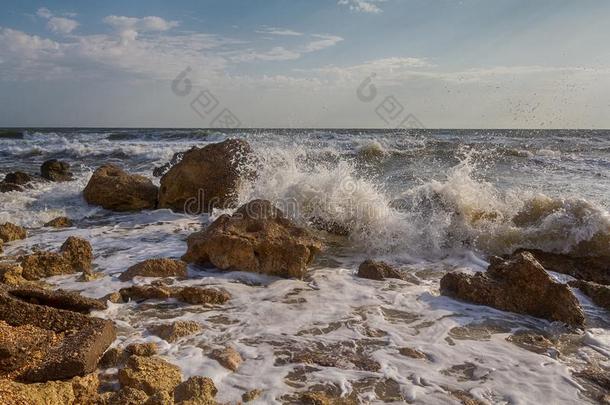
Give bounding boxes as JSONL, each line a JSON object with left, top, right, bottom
{"left": 146, "top": 390, "right": 174, "bottom": 405}
{"left": 8, "top": 287, "right": 106, "bottom": 313}
{"left": 0, "top": 285, "right": 116, "bottom": 382}
{"left": 19, "top": 236, "right": 93, "bottom": 280}
{"left": 119, "top": 258, "right": 188, "bottom": 281}
{"left": 506, "top": 331, "right": 555, "bottom": 355}
{"left": 514, "top": 248, "right": 610, "bottom": 285}
{"left": 126, "top": 342, "right": 158, "bottom": 358}
{"left": 569, "top": 280, "right": 610, "bottom": 311}
{"left": 357, "top": 260, "right": 405, "bottom": 281}
{"left": 148, "top": 320, "right": 201, "bottom": 343}
{"left": 44, "top": 216, "right": 73, "bottom": 228}
{"left": 0, "top": 373, "right": 99, "bottom": 405}
{"left": 440, "top": 252, "right": 585, "bottom": 327}
{"left": 183, "top": 199, "right": 322, "bottom": 279}
{"left": 209, "top": 346, "right": 242, "bottom": 372}
{"left": 99, "top": 347, "right": 123, "bottom": 369}
{"left": 0, "top": 182, "right": 24, "bottom": 193}
{"left": 102, "top": 386, "right": 149, "bottom": 405}
{"left": 0, "top": 262, "right": 26, "bottom": 285}
{"left": 242, "top": 388, "right": 262, "bottom": 402}
{"left": 118, "top": 355, "right": 182, "bottom": 395}
{"left": 153, "top": 150, "right": 185, "bottom": 178}
{"left": 119, "top": 284, "right": 173, "bottom": 301}
{"left": 398, "top": 347, "right": 427, "bottom": 360}
{"left": 3, "top": 171, "right": 32, "bottom": 186}
{"left": 573, "top": 366, "right": 610, "bottom": 404}
{"left": 158, "top": 139, "right": 254, "bottom": 213}
{"left": 41, "top": 159, "right": 73, "bottom": 182}
{"left": 173, "top": 376, "right": 217, "bottom": 404}
{"left": 100, "top": 343, "right": 158, "bottom": 369}
{"left": 0, "top": 222, "right": 26, "bottom": 243}
{"left": 119, "top": 284, "right": 230, "bottom": 305}
{"left": 84, "top": 164, "right": 158, "bottom": 212}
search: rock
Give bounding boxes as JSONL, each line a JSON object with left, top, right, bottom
{"left": 119, "top": 284, "right": 230, "bottom": 306}
{"left": 573, "top": 366, "right": 610, "bottom": 403}
{"left": 173, "top": 376, "right": 217, "bottom": 404}
{"left": 440, "top": 252, "right": 585, "bottom": 327}
{"left": 147, "top": 321, "right": 201, "bottom": 343}
{"left": 99, "top": 347, "right": 123, "bottom": 369}
{"left": 0, "top": 183, "right": 24, "bottom": 193}
{"left": 146, "top": 389, "right": 174, "bottom": 405}
{"left": 398, "top": 347, "right": 427, "bottom": 360}
{"left": 0, "top": 262, "right": 26, "bottom": 285}
{"left": 153, "top": 150, "right": 185, "bottom": 178}
{"left": 101, "top": 291, "right": 123, "bottom": 303}
{"left": 100, "top": 343, "right": 158, "bottom": 369}
{"left": 0, "top": 285, "right": 116, "bottom": 382}
{"left": 0, "top": 373, "right": 99, "bottom": 405}
{"left": 118, "top": 355, "right": 182, "bottom": 395}
{"left": 0, "top": 222, "right": 26, "bottom": 243}
{"left": 506, "top": 331, "right": 555, "bottom": 355}
{"left": 119, "top": 285, "right": 173, "bottom": 302}
{"left": 569, "top": 280, "right": 610, "bottom": 311}
{"left": 44, "top": 216, "right": 73, "bottom": 228}
{"left": 103, "top": 387, "right": 149, "bottom": 405}
{"left": 209, "top": 346, "right": 242, "bottom": 372}
{"left": 84, "top": 164, "right": 158, "bottom": 212}
{"left": 3, "top": 172, "right": 32, "bottom": 186}
{"left": 183, "top": 200, "right": 322, "bottom": 279}
{"left": 41, "top": 159, "right": 73, "bottom": 182}
{"left": 60, "top": 236, "right": 93, "bottom": 272}
{"left": 514, "top": 248, "right": 610, "bottom": 285}
{"left": 126, "top": 343, "right": 158, "bottom": 357}
{"left": 158, "top": 139, "right": 254, "bottom": 214}
{"left": 357, "top": 260, "right": 405, "bottom": 281}
{"left": 119, "top": 258, "right": 188, "bottom": 281}
{"left": 242, "top": 389, "right": 262, "bottom": 402}
{"left": 8, "top": 287, "right": 107, "bottom": 313}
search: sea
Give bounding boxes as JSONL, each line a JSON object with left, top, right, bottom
{"left": 1, "top": 128, "right": 609, "bottom": 404}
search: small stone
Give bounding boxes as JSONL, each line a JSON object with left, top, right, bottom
{"left": 242, "top": 389, "right": 262, "bottom": 402}
{"left": 99, "top": 347, "right": 123, "bottom": 369}
{"left": 148, "top": 321, "right": 202, "bottom": 343}
{"left": 44, "top": 216, "right": 73, "bottom": 228}
{"left": 209, "top": 346, "right": 242, "bottom": 372}
{"left": 118, "top": 355, "right": 182, "bottom": 396}
{"left": 119, "top": 258, "right": 188, "bottom": 281}
{"left": 173, "top": 376, "right": 217, "bottom": 404}
{"left": 0, "top": 222, "right": 26, "bottom": 243}
{"left": 357, "top": 260, "right": 405, "bottom": 281}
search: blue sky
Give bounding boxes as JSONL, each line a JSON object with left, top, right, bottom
{"left": 1, "top": 0, "right": 609, "bottom": 128}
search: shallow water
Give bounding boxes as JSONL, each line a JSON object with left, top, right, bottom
{"left": 1, "top": 128, "right": 609, "bottom": 404}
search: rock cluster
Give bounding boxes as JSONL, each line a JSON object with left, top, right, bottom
{"left": 183, "top": 199, "right": 322, "bottom": 279}
{"left": 158, "top": 139, "right": 254, "bottom": 214}
{"left": 440, "top": 252, "right": 585, "bottom": 327}
{"left": 84, "top": 164, "right": 158, "bottom": 211}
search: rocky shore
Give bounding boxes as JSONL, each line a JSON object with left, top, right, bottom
{"left": 0, "top": 137, "right": 608, "bottom": 404}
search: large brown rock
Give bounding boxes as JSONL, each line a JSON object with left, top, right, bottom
{"left": 0, "top": 222, "right": 26, "bottom": 243}
{"left": 357, "top": 260, "right": 405, "bottom": 281}
{"left": 569, "top": 280, "right": 610, "bottom": 311}
{"left": 119, "top": 258, "right": 188, "bottom": 281}
{"left": 41, "top": 159, "right": 73, "bottom": 182}
{"left": 440, "top": 252, "right": 585, "bottom": 327}
{"left": 84, "top": 164, "right": 158, "bottom": 212}
{"left": 513, "top": 248, "right": 610, "bottom": 285}
{"left": 158, "top": 139, "right": 254, "bottom": 214}
{"left": 183, "top": 200, "right": 322, "bottom": 279}
{"left": 118, "top": 355, "right": 182, "bottom": 395}
{"left": 0, "top": 286, "right": 116, "bottom": 382}
{"left": 19, "top": 237, "right": 93, "bottom": 280}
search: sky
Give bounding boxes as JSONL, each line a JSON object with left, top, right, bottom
{"left": 0, "top": 0, "right": 609, "bottom": 128}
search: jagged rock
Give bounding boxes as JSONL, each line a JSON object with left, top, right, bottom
{"left": 19, "top": 237, "right": 93, "bottom": 280}
{"left": 119, "top": 284, "right": 230, "bottom": 305}
{"left": 44, "top": 216, "right": 73, "bottom": 228}
{"left": 0, "top": 183, "right": 24, "bottom": 193}
{"left": 119, "top": 258, "right": 188, "bottom": 281}
{"left": 242, "top": 389, "right": 262, "bottom": 402}
{"left": 118, "top": 356, "right": 182, "bottom": 395}
{"left": 147, "top": 321, "right": 201, "bottom": 343}
{"left": 209, "top": 346, "right": 242, "bottom": 372}
{"left": 183, "top": 200, "right": 322, "bottom": 279}
{"left": 3, "top": 172, "right": 32, "bottom": 186}
{"left": 0, "top": 373, "right": 99, "bottom": 405}
{"left": 174, "top": 376, "right": 217, "bottom": 404}
{"left": 158, "top": 139, "right": 254, "bottom": 214}
{"left": 440, "top": 252, "right": 585, "bottom": 327}
{"left": 41, "top": 159, "right": 73, "bottom": 182}
{"left": 0, "top": 286, "right": 116, "bottom": 382}
{"left": 84, "top": 165, "right": 158, "bottom": 212}
{"left": 569, "top": 280, "right": 610, "bottom": 311}
{"left": 0, "top": 222, "right": 26, "bottom": 243}
{"left": 514, "top": 248, "right": 610, "bottom": 285}
{"left": 357, "top": 260, "right": 405, "bottom": 281}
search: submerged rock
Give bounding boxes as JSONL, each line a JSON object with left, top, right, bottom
{"left": 118, "top": 355, "right": 182, "bottom": 395}
{"left": 514, "top": 248, "right": 610, "bottom": 285}
{"left": 209, "top": 346, "right": 242, "bottom": 372}
{"left": 19, "top": 236, "right": 93, "bottom": 280}
{"left": 119, "top": 258, "right": 188, "bottom": 281}
{"left": 0, "top": 222, "right": 26, "bottom": 243}
{"left": 569, "top": 280, "right": 610, "bottom": 311}
{"left": 440, "top": 252, "right": 585, "bottom": 327}
{"left": 147, "top": 320, "right": 201, "bottom": 343}
{"left": 158, "top": 139, "right": 254, "bottom": 214}
{"left": 84, "top": 164, "right": 158, "bottom": 212}
{"left": 357, "top": 260, "right": 405, "bottom": 281}
{"left": 183, "top": 199, "right": 322, "bottom": 279}
{"left": 41, "top": 159, "right": 73, "bottom": 182}
{"left": 44, "top": 216, "right": 73, "bottom": 228}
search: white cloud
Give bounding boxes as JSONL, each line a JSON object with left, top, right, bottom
{"left": 103, "top": 15, "right": 179, "bottom": 33}
{"left": 338, "top": 0, "right": 386, "bottom": 14}
{"left": 36, "top": 7, "right": 53, "bottom": 19}
{"left": 303, "top": 34, "right": 344, "bottom": 52}
{"left": 255, "top": 26, "right": 303, "bottom": 36}
{"left": 36, "top": 7, "right": 79, "bottom": 34}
